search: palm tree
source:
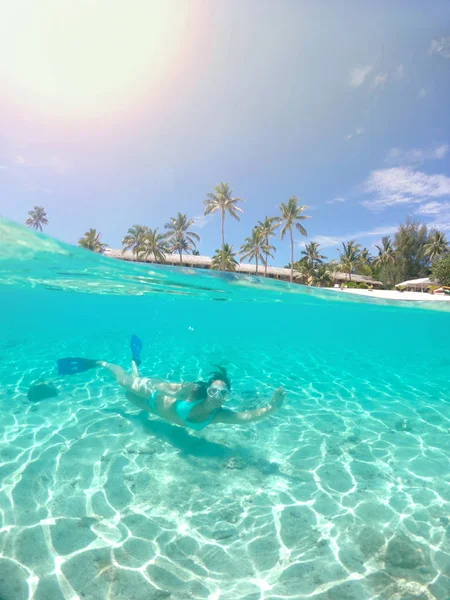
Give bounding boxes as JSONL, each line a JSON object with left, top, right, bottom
{"left": 337, "top": 241, "right": 361, "bottom": 282}
{"left": 240, "top": 227, "right": 273, "bottom": 274}
{"left": 204, "top": 182, "right": 244, "bottom": 270}
{"left": 360, "top": 247, "right": 372, "bottom": 265}
{"left": 192, "top": 249, "right": 200, "bottom": 256}
{"left": 164, "top": 213, "right": 200, "bottom": 264}
{"left": 78, "top": 229, "right": 108, "bottom": 253}
{"left": 122, "top": 225, "right": 148, "bottom": 255}
{"left": 25, "top": 206, "right": 48, "bottom": 231}
{"left": 301, "top": 242, "right": 326, "bottom": 269}
{"left": 278, "top": 196, "right": 310, "bottom": 282}
{"left": 211, "top": 244, "right": 238, "bottom": 271}
{"left": 311, "top": 265, "right": 333, "bottom": 288}
{"left": 135, "top": 228, "right": 168, "bottom": 263}
{"left": 258, "top": 216, "right": 279, "bottom": 277}
{"left": 374, "top": 236, "right": 395, "bottom": 267}
{"left": 424, "top": 231, "right": 448, "bottom": 262}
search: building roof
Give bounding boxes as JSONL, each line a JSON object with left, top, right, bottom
{"left": 106, "top": 249, "right": 213, "bottom": 266}
{"left": 333, "top": 272, "right": 383, "bottom": 285}
{"left": 104, "top": 249, "right": 383, "bottom": 285}
{"left": 105, "top": 249, "right": 290, "bottom": 275}
{"left": 395, "top": 277, "right": 432, "bottom": 288}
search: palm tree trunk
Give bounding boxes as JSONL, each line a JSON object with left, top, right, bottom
{"left": 221, "top": 209, "right": 225, "bottom": 271}
{"left": 290, "top": 227, "right": 294, "bottom": 283}
{"left": 256, "top": 255, "right": 258, "bottom": 275}
{"left": 264, "top": 239, "right": 268, "bottom": 277}
{"left": 179, "top": 247, "right": 182, "bottom": 265}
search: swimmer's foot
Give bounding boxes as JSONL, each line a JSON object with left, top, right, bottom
{"left": 57, "top": 357, "right": 99, "bottom": 376}
{"left": 130, "top": 334, "right": 142, "bottom": 366}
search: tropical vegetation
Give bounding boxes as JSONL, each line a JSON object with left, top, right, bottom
{"left": 25, "top": 206, "right": 48, "bottom": 231}
{"left": 122, "top": 225, "right": 149, "bottom": 254}
{"left": 258, "top": 216, "right": 279, "bottom": 277}
{"left": 278, "top": 196, "right": 310, "bottom": 282}
{"left": 240, "top": 227, "right": 274, "bottom": 274}
{"left": 431, "top": 255, "right": 450, "bottom": 286}
{"left": 337, "top": 241, "right": 362, "bottom": 282}
{"left": 301, "top": 242, "right": 326, "bottom": 269}
{"left": 29, "top": 192, "right": 449, "bottom": 290}
{"left": 204, "top": 182, "right": 244, "bottom": 271}
{"left": 78, "top": 229, "right": 108, "bottom": 252}
{"left": 211, "top": 244, "right": 238, "bottom": 271}
{"left": 135, "top": 228, "right": 168, "bottom": 263}
{"left": 424, "top": 231, "right": 449, "bottom": 262}
{"left": 164, "top": 212, "right": 200, "bottom": 264}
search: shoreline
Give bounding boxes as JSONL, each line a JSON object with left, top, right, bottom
{"left": 327, "top": 287, "right": 450, "bottom": 302}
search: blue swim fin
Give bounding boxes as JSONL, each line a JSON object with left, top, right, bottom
{"left": 130, "top": 335, "right": 142, "bottom": 365}
{"left": 57, "top": 357, "right": 98, "bottom": 376}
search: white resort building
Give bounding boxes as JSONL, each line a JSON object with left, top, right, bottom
{"left": 105, "top": 249, "right": 383, "bottom": 288}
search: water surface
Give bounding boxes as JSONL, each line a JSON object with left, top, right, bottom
{"left": 0, "top": 220, "right": 449, "bottom": 600}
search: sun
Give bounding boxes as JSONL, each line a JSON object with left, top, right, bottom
{"left": 0, "top": 0, "right": 188, "bottom": 118}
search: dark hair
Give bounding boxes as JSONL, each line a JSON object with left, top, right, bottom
{"left": 191, "top": 366, "right": 231, "bottom": 401}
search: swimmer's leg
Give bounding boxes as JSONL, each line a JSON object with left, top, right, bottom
{"left": 131, "top": 360, "right": 140, "bottom": 378}
{"left": 97, "top": 361, "right": 135, "bottom": 388}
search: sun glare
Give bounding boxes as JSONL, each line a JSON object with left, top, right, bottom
{"left": 0, "top": 0, "right": 187, "bottom": 118}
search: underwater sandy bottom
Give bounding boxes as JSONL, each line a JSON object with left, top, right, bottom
{"left": 0, "top": 336, "right": 449, "bottom": 600}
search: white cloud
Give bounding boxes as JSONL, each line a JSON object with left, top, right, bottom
{"left": 344, "top": 127, "right": 365, "bottom": 141}
{"left": 395, "top": 64, "right": 404, "bottom": 79}
{"left": 362, "top": 167, "right": 450, "bottom": 210}
{"left": 349, "top": 65, "right": 373, "bottom": 87}
{"left": 325, "top": 197, "right": 346, "bottom": 205}
{"left": 416, "top": 201, "right": 449, "bottom": 216}
{"left": 0, "top": 165, "right": 8, "bottom": 170}
{"left": 15, "top": 155, "right": 28, "bottom": 165}
{"left": 371, "top": 73, "right": 388, "bottom": 89}
{"left": 435, "top": 144, "right": 448, "bottom": 159}
{"left": 418, "top": 88, "right": 427, "bottom": 98}
{"left": 386, "top": 144, "right": 449, "bottom": 166}
{"left": 415, "top": 201, "right": 450, "bottom": 232}
{"left": 192, "top": 215, "right": 208, "bottom": 229}
{"left": 49, "top": 156, "right": 73, "bottom": 174}
{"left": 312, "top": 225, "right": 398, "bottom": 249}
{"left": 429, "top": 36, "right": 450, "bottom": 59}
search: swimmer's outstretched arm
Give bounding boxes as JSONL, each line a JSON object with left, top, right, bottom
{"left": 213, "top": 387, "right": 286, "bottom": 424}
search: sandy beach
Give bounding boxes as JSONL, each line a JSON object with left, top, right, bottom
{"left": 328, "top": 288, "right": 450, "bottom": 302}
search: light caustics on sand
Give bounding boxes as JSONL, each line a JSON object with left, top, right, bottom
{"left": 0, "top": 0, "right": 190, "bottom": 119}
{"left": 0, "top": 221, "right": 449, "bottom": 600}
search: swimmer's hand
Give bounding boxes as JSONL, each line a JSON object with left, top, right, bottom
{"left": 270, "top": 387, "right": 286, "bottom": 410}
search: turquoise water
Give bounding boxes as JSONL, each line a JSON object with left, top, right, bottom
{"left": 0, "top": 220, "right": 450, "bottom": 600}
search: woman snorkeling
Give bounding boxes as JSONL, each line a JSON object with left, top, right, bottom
{"left": 57, "top": 335, "right": 285, "bottom": 431}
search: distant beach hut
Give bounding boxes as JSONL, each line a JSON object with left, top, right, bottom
{"left": 395, "top": 277, "right": 432, "bottom": 292}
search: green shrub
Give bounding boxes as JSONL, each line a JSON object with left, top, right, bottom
{"left": 358, "top": 282, "right": 369, "bottom": 289}
{"left": 346, "top": 281, "right": 358, "bottom": 288}
{"left": 431, "top": 255, "right": 450, "bottom": 286}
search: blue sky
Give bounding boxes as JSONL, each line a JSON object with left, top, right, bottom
{"left": 1, "top": 0, "right": 450, "bottom": 264}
